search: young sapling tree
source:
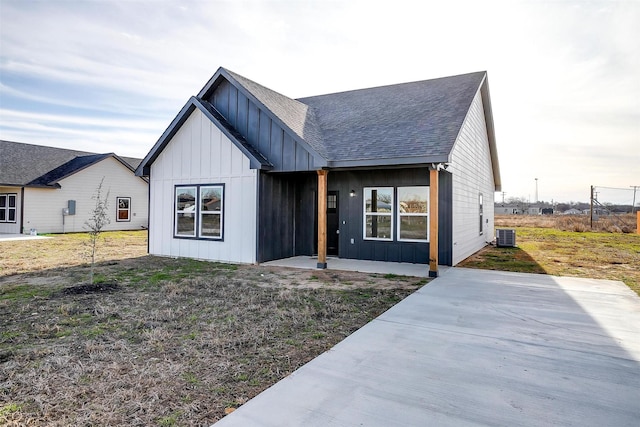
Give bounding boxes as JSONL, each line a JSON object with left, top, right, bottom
{"left": 85, "top": 177, "right": 111, "bottom": 284}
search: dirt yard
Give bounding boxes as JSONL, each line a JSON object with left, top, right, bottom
{"left": 0, "top": 231, "right": 426, "bottom": 426}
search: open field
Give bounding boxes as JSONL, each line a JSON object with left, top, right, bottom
{"left": 0, "top": 231, "right": 425, "bottom": 426}
{"left": 460, "top": 215, "right": 640, "bottom": 295}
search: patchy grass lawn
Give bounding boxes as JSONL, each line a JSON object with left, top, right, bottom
{"left": 0, "top": 231, "right": 426, "bottom": 426}
{"left": 459, "top": 226, "right": 640, "bottom": 296}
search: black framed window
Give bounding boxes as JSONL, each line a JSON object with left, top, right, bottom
{"left": 363, "top": 187, "right": 393, "bottom": 240}
{"left": 174, "top": 184, "right": 224, "bottom": 240}
{"left": 397, "top": 186, "right": 429, "bottom": 242}
{"left": 0, "top": 193, "right": 17, "bottom": 223}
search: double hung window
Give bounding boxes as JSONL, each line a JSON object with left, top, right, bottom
{"left": 397, "top": 186, "right": 429, "bottom": 242}
{"left": 175, "top": 184, "right": 224, "bottom": 239}
{"left": 364, "top": 187, "right": 393, "bottom": 240}
{"left": 0, "top": 194, "right": 17, "bottom": 223}
{"left": 363, "top": 186, "right": 430, "bottom": 242}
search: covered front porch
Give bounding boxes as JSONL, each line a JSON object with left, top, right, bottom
{"left": 262, "top": 255, "right": 449, "bottom": 278}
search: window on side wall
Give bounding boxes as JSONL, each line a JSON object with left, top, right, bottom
{"left": 479, "top": 193, "right": 484, "bottom": 235}
{"left": 0, "top": 193, "right": 17, "bottom": 223}
{"left": 116, "top": 197, "right": 131, "bottom": 222}
{"left": 398, "top": 186, "right": 429, "bottom": 242}
{"left": 174, "top": 184, "right": 224, "bottom": 240}
{"left": 363, "top": 187, "right": 393, "bottom": 240}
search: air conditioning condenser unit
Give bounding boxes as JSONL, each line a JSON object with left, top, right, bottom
{"left": 496, "top": 229, "right": 516, "bottom": 247}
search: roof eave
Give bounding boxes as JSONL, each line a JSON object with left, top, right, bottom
{"left": 136, "top": 97, "right": 273, "bottom": 177}
{"left": 326, "top": 155, "right": 450, "bottom": 169}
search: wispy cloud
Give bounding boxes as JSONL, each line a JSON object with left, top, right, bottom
{"left": 0, "top": 0, "right": 638, "bottom": 202}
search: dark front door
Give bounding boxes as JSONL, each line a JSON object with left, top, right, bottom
{"left": 327, "top": 191, "right": 339, "bottom": 256}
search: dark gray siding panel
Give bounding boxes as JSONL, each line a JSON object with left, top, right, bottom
{"left": 270, "top": 124, "right": 284, "bottom": 166}
{"left": 247, "top": 102, "right": 259, "bottom": 145}
{"left": 205, "top": 78, "right": 316, "bottom": 173}
{"left": 236, "top": 92, "right": 249, "bottom": 136}
{"left": 228, "top": 86, "right": 238, "bottom": 128}
{"left": 438, "top": 170, "right": 453, "bottom": 266}
{"left": 327, "top": 168, "right": 433, "bottom": 264}
{"left": 258, "top": 172, "right": 294, "bottom": 262}
{"left": 282, "top": 134, "right": 296, "bottom": 170}
{"left": 257, "top": 167, "right": 452, "bottom": 265}
{"left": 257, "top": 172, "right": 317, "bottom": 262}
{"left": 295, "top": 144, "right": 310, "bottom": 171}
{"left": 258, "top": 111, "right": 271, "bottom": 159}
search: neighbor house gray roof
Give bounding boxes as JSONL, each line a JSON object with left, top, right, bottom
{"left": 0, "top": 140, "right": 143, "bottom": 188}
{"left": 137, "top": 67, "right": 500, "bottom": 189}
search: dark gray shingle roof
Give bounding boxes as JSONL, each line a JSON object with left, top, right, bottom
{"left": 0, "top": 140, "right": 141, "bottom": 187}
{"left": 297, "top": 72, "right": 486, "bottom": 164}
{"left": 217, "top": 69, "right": 328, "bottom": 159}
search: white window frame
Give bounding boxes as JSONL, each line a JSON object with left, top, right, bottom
{"left": 363, "top": 187, "right": 393, "bottom": 241}
{"left": 174, "top": 184, "right": 224, "bottom": 240}
{"left": 397, "top": 186, "right": 430, "bottom": 242}
{"left": 116, "top": 197, "right": 131, "bottom": 222}
{"left": 0, "top": 193, "right": 17, "bottom": 223}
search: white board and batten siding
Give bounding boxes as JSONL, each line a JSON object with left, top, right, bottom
{"left": 449, "top": 89, "right": 496, "bottom": 265}
{"left": 149, "top": 109, "right": 258, "bottom": 264}
{"left": 22, "top": 157, "right": 148, "bottom": 234}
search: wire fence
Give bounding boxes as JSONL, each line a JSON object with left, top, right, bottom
{"left": 592, "top": 185, "right": 638, "bottom": 212}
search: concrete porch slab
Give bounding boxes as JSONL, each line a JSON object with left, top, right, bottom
{"left": 262, "top": 256, "right": 446, "bottom": 278}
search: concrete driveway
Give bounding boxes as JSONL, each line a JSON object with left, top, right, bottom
{"left": 214, "top": 268, "right": 640, "bottom": 426}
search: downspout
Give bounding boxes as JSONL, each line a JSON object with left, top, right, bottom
{"left": 20, "top": 187, "right": 25, "bottom": 234}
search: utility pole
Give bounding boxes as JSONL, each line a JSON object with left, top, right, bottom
{"left": 631, "top": 186, "right": 640, "bottom": 213}
{"left": 501, "top": 191, "right": 506, "bottom": 203}
{"left": 590, "top": 185, "right": 594, "bottom": 229}
{"left": 535, "top": 178, "right": 538, "bottom": 203}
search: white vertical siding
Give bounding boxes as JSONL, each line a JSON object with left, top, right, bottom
{"left": 21, "top": 158, "right": 149, "bottom": 234}
{"left": 449, "top": 90, "right": 496, "bottom": 265}
{"left": 148, "top": 108, "right": 258, "bottom": 264}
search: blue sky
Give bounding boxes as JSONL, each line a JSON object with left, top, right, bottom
{"left": 1, "top": 0, "right": 638, "bottom": 204}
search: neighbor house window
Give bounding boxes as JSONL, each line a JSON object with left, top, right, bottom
{"left": 479, "top": 193, "right": 484, "bottom": 235}
{"left": 397, "top": 186, "right": 429, "bottom": 242}
{"left": 364, "top": 187, "right": 393, "bottom": 240}
{"left": 174, "top": 184, "right": 224, "bottom": 240}
{"left": 0, "top": 193, "right": 17, "bottom": 223}
{"left": 116, "top": 197, "right": 131, "bottom": 222}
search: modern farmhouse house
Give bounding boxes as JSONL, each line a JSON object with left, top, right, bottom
{"left": 0, "top": 140, "right": 148, "bottom": 235}
{"left": 136, "top": 68, "right": 501, "bottom": 276}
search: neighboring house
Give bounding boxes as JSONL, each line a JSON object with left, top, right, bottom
{"left": 136, "top": 67, "right": 501, "bottom": 276}
{"left": 495, "top": 204, "right": 524, "bottom": 215}
{"left": 0, "top": 140, "right": 148, "bottom": 234}
{"left": 563, "top": 208, "right": 583, "bottom": 215}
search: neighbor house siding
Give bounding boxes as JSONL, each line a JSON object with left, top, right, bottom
{"left": 21, "top": 157, "right": 148, "bottom": 234}
{"left": 148, "top": 108, "right": 258, "bottom": 264}
{"left": 449, "top": 90, "right": 496, "bottom": 265}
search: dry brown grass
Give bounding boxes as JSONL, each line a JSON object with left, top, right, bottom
{"left": 1, "top": 231, "right": 426, "bottom": 426}
{"left": 495, "top": 213, "right": 637, "bottom": 233}
{"left": 462, "top": 215, "right": 640, "bottom": 295}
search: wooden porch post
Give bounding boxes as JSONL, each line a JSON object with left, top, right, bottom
{"left": 317, "top": 170, "right": 328, "bottom": 269}
{"left": 429, "top": 166, "right": 439, "bottom": 277}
